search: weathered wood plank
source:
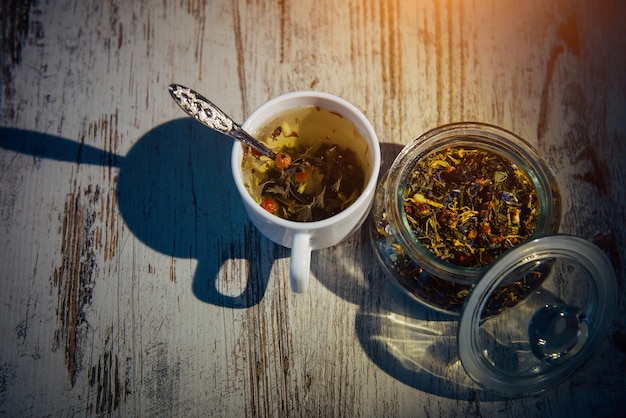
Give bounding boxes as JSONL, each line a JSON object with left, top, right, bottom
{"left": 1, "top": 0, "right": 625, "bottom": 416}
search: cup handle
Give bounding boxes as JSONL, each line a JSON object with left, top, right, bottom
{"left": 290, "top": 232, "right": 311, "bottom": 293}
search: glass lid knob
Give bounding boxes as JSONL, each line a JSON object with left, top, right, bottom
{"left": 528, "top": 304, "right": 589, "bottom": 364}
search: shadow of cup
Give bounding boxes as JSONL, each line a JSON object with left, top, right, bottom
{"left": 1, "top": 121, "right": 277, "bottom": 308}
{"left": 116, "top": 119, "right": 277, "bottom": 307}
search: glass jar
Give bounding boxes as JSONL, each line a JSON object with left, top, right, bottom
{"left": 370, "top": 122, "right": 562, "bottom": 315}
{"left": 369, "top": 122, "right": 617, "bottom": 396}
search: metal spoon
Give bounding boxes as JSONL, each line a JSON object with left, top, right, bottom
{"left": 168, "top": 83, "right": 277, "bottom": 159}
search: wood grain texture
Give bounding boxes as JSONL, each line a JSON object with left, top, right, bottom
{"left": 1, "top": 0, "right": 625, "bottom": 416}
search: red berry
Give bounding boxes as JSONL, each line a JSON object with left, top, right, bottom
{"left": 260, "top": 198, "right": 279, "bottom": 214}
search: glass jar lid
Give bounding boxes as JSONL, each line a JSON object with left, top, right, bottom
{"left": 457, "top": 235, "right": 617, "bottom": 397}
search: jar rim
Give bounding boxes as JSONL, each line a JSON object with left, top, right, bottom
{"left": 384, "top": 122, "right": 561, "bottom": 283}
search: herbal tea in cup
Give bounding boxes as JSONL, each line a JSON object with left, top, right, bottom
{"left": 231, "top": 92, "right": 380, "bottom": 293}
{"left": 240, "top": 106, "right": 370, "bottom": 222}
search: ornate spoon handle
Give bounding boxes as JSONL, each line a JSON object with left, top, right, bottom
{"left": 168, "top": 83, "right": 277, "bottom": 159}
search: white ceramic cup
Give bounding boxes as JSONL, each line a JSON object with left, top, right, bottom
{"left": 231, "top": 91, "right": 381, "bottom": 293}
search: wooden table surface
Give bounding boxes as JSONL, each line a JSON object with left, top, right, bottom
{"left": 1, "top": 0, "right": 625, "bottom": 416}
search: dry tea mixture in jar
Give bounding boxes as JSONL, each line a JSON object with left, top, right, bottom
{"left": 370, "top": 123, "right": 561, "bottom": 315}
{"left": 241, "top": 106, "right": 370, "bottom": 222}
